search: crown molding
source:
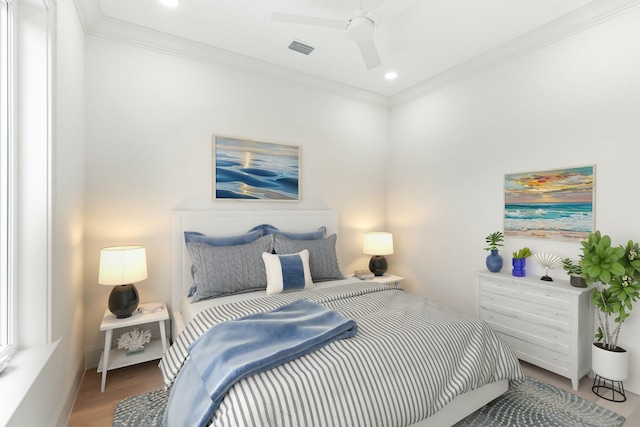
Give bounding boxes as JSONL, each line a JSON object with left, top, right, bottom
{"left": 390, "top": 0, "right": 640, "bottom": 109}
{"left": 72, "top": 1, "right": 390, "bottom": 109}
{"left": 72, "top": 0, "right": 640, "bottom": 111}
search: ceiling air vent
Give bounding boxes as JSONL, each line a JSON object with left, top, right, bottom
{"left": 288, "top": 40, "right": 314, "bottom": 55}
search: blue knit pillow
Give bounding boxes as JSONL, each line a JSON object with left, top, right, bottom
{"left": 184, "top": 229, "right": 268, "bottom": 297}
{"left": 187, "top": 235, "right": 274, "bottom": 301}
{"left": 262, "top": 250, "right": 313, "bottom": 295}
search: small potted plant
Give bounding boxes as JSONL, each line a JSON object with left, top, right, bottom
{"left": 580, "top": 231, "right": 640, "bottom": 398}
{"left": 512, "top": 247, "right": 531, "bottom": 277}
{"left": 562, "top": 258, "right": 587, "bottom": 288}
{"left": 484, "top": 231, "right": 504, "bottom": 272}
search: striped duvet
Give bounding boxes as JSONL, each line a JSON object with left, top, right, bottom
{"left": 159, "top": 281, "right": 524, "bottom": 426}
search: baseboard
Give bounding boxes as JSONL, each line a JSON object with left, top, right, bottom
{"left": 84, "top": 344, "right": 103, "bottom": 370}
{"left": 55, "top": 362, "right": 85, "bottom": 427}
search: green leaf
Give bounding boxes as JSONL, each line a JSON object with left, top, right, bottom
{"left": 613, "top": 246, "right": 626, "bottom": 259}
{"left": 595, "top": 327, "right": 603, "bottom": 342}
{"left": 610, "top": 262, "right": 626, "bottom": 276}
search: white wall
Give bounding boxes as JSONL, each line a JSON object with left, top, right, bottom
{"left": 7, "top": 0, "right": 85, "bottom": 425}
{"left": 388, "top": 7, "right": 640, "bottom": 392}
{"left": 83, "top": 37, "right": 390, "bottom": 365}
{"left": 50, "top": 0, "right": 86, "bottom": 421}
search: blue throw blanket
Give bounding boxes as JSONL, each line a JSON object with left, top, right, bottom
{"left": 163, "top": 299, "right": 358, "bottom": 427}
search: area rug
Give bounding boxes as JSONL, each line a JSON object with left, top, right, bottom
{"left": 113, "top": 388, "right": 169, "bottom": 427}
{"left": 454, "top": 377, "right": 625, "bottom": 427}
{"left": 113, "top": 377, "right": 625, "bottom": 427}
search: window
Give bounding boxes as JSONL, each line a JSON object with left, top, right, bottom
{"left": 0, "top": 0, "right": 14, "bottom": 359}
{"left": 0, "top": 0, "right": 52, "bottom": 361}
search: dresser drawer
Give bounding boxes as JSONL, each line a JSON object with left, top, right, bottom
{"left": 479, "top": 291, "right": 571, "bottom": 330}
{"left": 479, "top": 307, "right": 570, "bottom": 351}
{"left": 479, "top": 278, "right": 520, "bottom": 297}
{"left": 498, "top": 332, "right": 569, "bottom": 373}
{"left": 522, "top": 286, "right": 570, "bottom": 310}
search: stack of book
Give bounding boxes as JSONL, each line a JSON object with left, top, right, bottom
{"left": 354, "top": 270, "right": 374, "bottom": 280}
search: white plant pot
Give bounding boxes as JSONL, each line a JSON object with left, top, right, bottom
{"left": 592, "top": 342, "right": 629, "bottom": 381}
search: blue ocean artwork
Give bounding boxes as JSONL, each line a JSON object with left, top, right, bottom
{"left": 504, "top": 202, "right": 592, "bottom": 238}
{"left": 214, "top": 137, "right": 299, "bottom": 200}
{"left": 504, "top": 166, "right": 594, "bottom": 240}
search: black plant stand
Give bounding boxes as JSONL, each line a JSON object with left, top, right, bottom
{"left": 592, "top": 374, "right": 626, "bottom": 402}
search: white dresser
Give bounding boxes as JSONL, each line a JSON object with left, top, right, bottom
{"left": 476, "top": 271, "right": 593, "bottom": 390}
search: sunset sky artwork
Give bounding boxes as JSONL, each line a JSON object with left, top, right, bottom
{"left": 504, "top": 166, "right": 594, "bottom": 240}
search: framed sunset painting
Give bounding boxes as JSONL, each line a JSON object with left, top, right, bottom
{"left": 504, "top": 165, "right": 595, "bottom": 240}
{"left": 213, "top": 135, "right": 299, "bottom": 201}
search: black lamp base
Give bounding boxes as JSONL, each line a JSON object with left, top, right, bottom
{"left": 108, "top": 284, "right": 139, "bottom": 318}
{"left": 369, "top": 255, "right": 388, "bottom": 276}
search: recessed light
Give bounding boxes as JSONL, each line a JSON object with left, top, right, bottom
{"left": 159, "top": 0, "right": 180, "bottom": 7}
{"left": 385, "top": 71, "right": 398, "bottom": 80}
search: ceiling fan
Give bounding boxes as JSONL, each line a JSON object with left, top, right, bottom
{"left": 272, "top": 0, "right": 418, "bottom": 70}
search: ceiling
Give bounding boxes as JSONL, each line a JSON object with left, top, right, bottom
{"left": 74, "top": 0, "right": 636, "bottom": 102}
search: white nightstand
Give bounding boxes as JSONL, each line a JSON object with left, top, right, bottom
{"left": 354, "top": 273, "right": 405, "bottom": 287}
{"left": 97, "top": 302, "right": 169, "bottom": 392}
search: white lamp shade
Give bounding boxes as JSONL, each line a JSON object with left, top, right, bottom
{"left": 363, "top": 232, "right": 394, "bottom": 256}
{"left": 98, "top": 245, "right": 148, "bottom": 285}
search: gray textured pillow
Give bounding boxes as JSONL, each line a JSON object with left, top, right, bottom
{"left": 273, "top": 234, "right": 344, "bottom": 282}
{"left": 187, "top": 235, "right": 274, "bottom": 302}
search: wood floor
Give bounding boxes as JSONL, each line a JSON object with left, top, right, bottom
{"left": 67, "top": 360, "right": 640, "bottom": 426}
{"left": 67, "top": 360, "right": 164, "bottom": 427}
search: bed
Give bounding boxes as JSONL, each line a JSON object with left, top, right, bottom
{"left": 160, "top": 209, "right": 524, "bottom": 427}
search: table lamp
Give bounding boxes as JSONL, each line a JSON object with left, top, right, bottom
{"left": 99, "top": 245, "right": 147, "bottom": 318}
{"left": 363, "top": 232, "right": 394, "bottom": 276}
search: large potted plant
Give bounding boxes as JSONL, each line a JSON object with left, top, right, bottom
{"left": 484, "top": 231, "right": 504, "bottom": 272}
{"left": 579, "top": 231, "right": 640, "bottom": 388}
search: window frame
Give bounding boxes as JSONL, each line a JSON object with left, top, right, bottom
{"left": 0, "top": 0, "right": 15, "bottom": 359}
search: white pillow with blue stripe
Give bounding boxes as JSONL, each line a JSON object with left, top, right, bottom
{"left": 262, "top": 250, "right": 313, "bottom": 295}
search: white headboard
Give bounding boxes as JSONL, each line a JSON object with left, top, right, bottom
{"left": 171, "top": 209, "right": 338, "bottom": 317}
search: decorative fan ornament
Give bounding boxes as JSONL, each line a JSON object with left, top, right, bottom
{"left": 530, "top": 253, "right": 564, "bottom": 282}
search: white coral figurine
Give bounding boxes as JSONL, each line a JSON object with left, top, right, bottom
{"left": 117, "top": 328, "right": 152, "bottom": 352}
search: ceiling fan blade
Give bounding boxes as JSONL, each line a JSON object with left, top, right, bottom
{"left": 271, "top": 12, "right": 347, "bottom": 30}
{"left": 370, "top": 0, "right": 419, "bottom": 21}
{"left": 357, "top": 39, "right": 382, "bottom": 70}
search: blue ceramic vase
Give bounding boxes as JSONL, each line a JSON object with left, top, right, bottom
{"left": 512, "top": 258, "right": 526, "bottom": 277}
{"left": 486, "top": 250, "right": 503, "bottom": 272}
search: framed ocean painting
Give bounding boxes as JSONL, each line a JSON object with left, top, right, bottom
{"left": 504, "top": 165, "right": 595, "bottom": 240}
{"left": 213, "top": 135, "right": 299, "bottom": 201}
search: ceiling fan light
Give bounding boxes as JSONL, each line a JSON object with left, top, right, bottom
{"left": 347, "top": 17, "right": 375, "bottom": 42}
